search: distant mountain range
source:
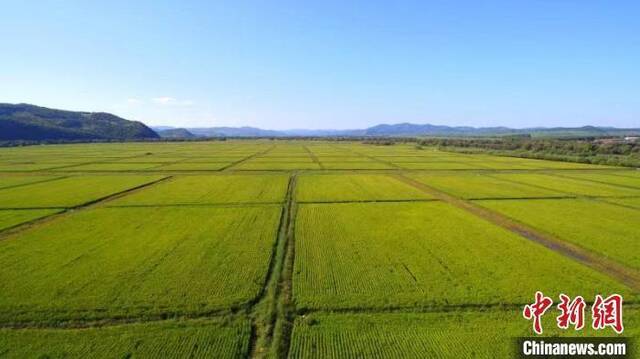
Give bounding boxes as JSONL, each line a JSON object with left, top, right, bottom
{"left": 153, "top": 123, "right": 640, "bottom": 138}
{"left": 0, "top": 103, "right": 158, "bottom": 141}
{"left": 1, "top": 103, "right": 638, "bottom": 142}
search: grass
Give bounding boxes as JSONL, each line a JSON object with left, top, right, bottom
{"left": 109, "top": 174, "right": 289, "bottom": 206}
{"left": 476, "top": 198, "right": 640, "bottom": 271}
{"left": 0, "top": 206, "right": 281, "bottom": 323}
{"left": 0, "top": 175, "right": 164, "bottom": 208}
{"left": 0, "top": 318, "right": 251, "bottom": 358}
{"left": 295, "top": 174, "right": 432, "bottom": 202}
{"left": 294, "top": 202, "right": 631, "bottom": 310}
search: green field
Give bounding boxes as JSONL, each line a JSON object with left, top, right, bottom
{"left": 0, "top": 175, "right": 164, "bottom": 208}
{"left": 294, "top": 201, "right": 631, "bottom": 310}
{"left": 0, "top": 141, "right": 636, "bottom": 358}
{"left": 296, "top": 174, "right": 431, "bottom": 202}
{"left": 0, "top": 206, "right": 280, "bottom": 322}
{"left": 476, "top": 198, "right": 640, "bottom": 270}
{"left": 0, "top": 318, "right": 251, "bottom": 358}
{"left": 289, "top": 310, "right": 640, "bottom": 358}
{"left": 109, "top": 174, "right": 289, "bottom": 206}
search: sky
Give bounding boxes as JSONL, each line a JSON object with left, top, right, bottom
{"left": 1, "top": 1, "right": 639, "bottom": 130}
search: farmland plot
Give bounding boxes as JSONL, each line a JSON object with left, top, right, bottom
{"left": 0, "top": 175, "right": 164, "bottom": 208}
{"left": 320, "top": 161, "right": 394, "bottom": 170}
{"left": 553, "top": 171, "right": 640, "bottom": 189}
{"left": 491, "top": 173, "right": 640, "bottom": 197}
{"left": 0, "top": 209, "right": 63, "bottom": 231}
{"left": 296, "top": 174, "right": 431, "bottom": 202}
{"left": 153, "top": 162, "right": 231, "bottom": 171}
{"left": 233, "top": 162, "right": 321, "bottom": 170}
{"left": 0, "top": 318, "right": 251, "bottom": 358}
{"left": 294, "top": 202, "right": 630, "bottom": 310}
{"left": 0, "top": 175, "right": 61, "bottom": 190}
{"left": 476, "top": 199, "right": 640, "bottom": 270}
{"left": 57, "top": 163, "right": 164, "bottom": 171}
{"left": 289, "top": 310, "right": 639, "bottom": 359}
{"left": 110, "top": 174, "right": 288, "bottom": 206}
{"left": 0, "top": 206, "right": 281, "bottom": 322}
{"left": 407, "top": 173, "right": 565, "bottom": 199}
{"left": 395, "top": 162, "right": 481, "bottom": 170}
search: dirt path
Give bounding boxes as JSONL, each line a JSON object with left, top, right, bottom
{"left": 392, "top": 173, "right": 640, "bottom": 292}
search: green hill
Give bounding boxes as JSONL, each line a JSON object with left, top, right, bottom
{"left": 0, "top": 103, "right": 159, "bottom": 141}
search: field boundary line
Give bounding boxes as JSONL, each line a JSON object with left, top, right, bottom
{"left": 220, "top": 145, "right": 276, "bottom": 171}
{"left": 303, "top": 145, "right": 324, "bottom": 170}
{"left": 333, "top": 144, "right": 403, "bottom": 169}
{"left": 543, "top": 171, "right": 640, "bottom": 191}
{"left": 0, "top": 176, "right": 68, "bottom": 192}
{"left": 297, "top": 198, "right": 440, "bottom": 205}
{"left": 392, "top": 173, "right": 640, "bottom": 292}
{"left": 248, "top": 172, "right": 297, "bottom": 358}
{"left": 0, "top": 176, "right": 173, "bottom": 241}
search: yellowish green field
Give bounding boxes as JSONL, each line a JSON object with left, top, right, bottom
{"left": 0, "top": 141, "right": 636, "bottom": 358}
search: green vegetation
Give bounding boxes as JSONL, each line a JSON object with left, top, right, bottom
{"left": 407, "top": 173, "right": 565, "bottom": 199}
{"left": 491, "top": 173, "right": 640, "bottom": 197}
{"left": 296, "top": 174, "right": 431, "bottom": 202}
{"left": 0, "top": 206, "right": 281, "bottom": 323}
{"left": 110, "top": 175, "right": 288, "bottom": 206}
{"left": 289, "top": 310, "right": 640, "bottom": 358}
{"left": 556, "top": 171, "right": 640, "bottom": 189}
{"left": 477, "top": 199, "right": 640, "bottom": 270}
{"left": 0, "top": 103, "right": 158, "bottom": 142}
{"left": 0, "top": 175, "right": 60, "bottom": 189}
{"left": 294, "top": 202, "right": 631, "bottom": 310}
{"left": 415, "top": 137, "right": 640, "bottom": 168}
{"left": 0, "top": 175, "right": 163, "bottom": 208}
{"left": 0, "top": 141, "right": 636, "bottom": 357}
{"left": 0, "top": 318, "right": 251, "bottom": 358}
{"left": 0, "top": 209, "right": 62, "bottom": 231}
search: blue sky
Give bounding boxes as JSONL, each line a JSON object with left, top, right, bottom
{"left": 1, "top": 1, "right": 638, "bottom": 129}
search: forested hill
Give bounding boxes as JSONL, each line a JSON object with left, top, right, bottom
{"left": 0, "top": 103, "right": 159, "bottom": 141}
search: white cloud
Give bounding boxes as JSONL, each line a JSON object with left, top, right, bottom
{"left": 152, "top": 96, "right": 194, "bottom": 106}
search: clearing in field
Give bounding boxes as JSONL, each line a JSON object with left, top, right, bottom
{"left": 0, "top": 205, "right": 281, "bottom": 322}
{"left": 294, "top": 202, "right": 630, "bottom": 310}
{"left": 0, "top": 175, "right": 164, "bottom": 208}
{"left": 476, "top": 198, "right": 640, "bottom": 270}
{"left": 0, "top": 318, "right": 251, "bottom": 358}
{"left": 295, "top": 174, "right": 432, "bottom": 202}
{"left": 109, "top": 174, "right": 289, "bottom": 206}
